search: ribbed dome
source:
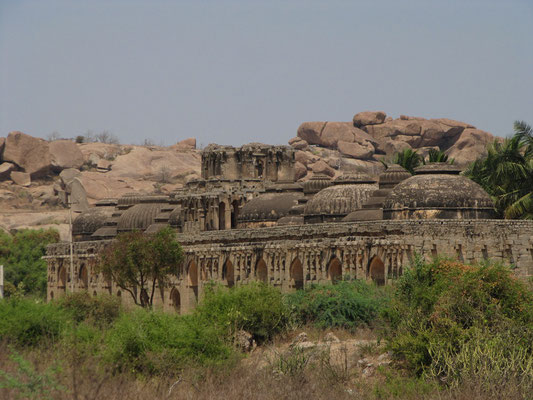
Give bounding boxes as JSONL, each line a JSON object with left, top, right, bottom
{"left": 383, "top": 168, "right": 495, "bottom": 220}
{"left": 117, "top": 203, "right": 162, "bottom": 232}
{"left": 303, "top": 172, "right": 378, "bottom": 224}
{"left": 303, "top": 174, "right": 332, "bottom": 195}
{"left": 238, "top": 192, "right": 303, "bottom": 222}
{"left": 73, "top": 208, "right": 113, "bottom": 240}
{"left": 379, "top": 165, "right": 412, "bottom": 189}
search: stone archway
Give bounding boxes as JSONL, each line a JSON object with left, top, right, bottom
{"left": 328, "top": 257, "right": 342, "bottom": 283}
{"left": 218, "top": 202, "right": 226, "bottom": 230}
{"left": 79, "top": 264, "right": 88, "bottom": 290}
{"left": 290, "top": 258, "right": 304, "bottom": 290}
{"left": 57, "top": 265, "right": 67, "bottom": 293}
{"left": 169, "top": 287, "right": 181, "bottom": 313}
{"left": 223, "top": 259, "right": 234, "bottom": 288}
{"left": 188, "top": 261, "right": 199, "bottom": 301}
{"left": 369, "top": 256, "right": 385, "bottom": 286}
{"left": 256, "top": 258, "right": 268, "bottom": 283}
{"left": 231, "top": 200, "right": 240, "bottom": 229}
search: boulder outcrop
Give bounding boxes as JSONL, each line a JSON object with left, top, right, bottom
{"left": 49, "top": 140, "right": 84, "bottom": 171}
{"left": 3, "top": 131, "right": 51, "bottom": 177}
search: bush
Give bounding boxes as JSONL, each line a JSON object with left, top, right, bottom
{"left": 196, "top": 282, "right": 290, "bottom": 343}
{"left": 384, "top": 257, "right": 533, "bottom": 385}
{"left": 57, "top": 292, "right": 121, "bottom": 327}
{"left": 0, "top": 299, "right": 69, "bottom": 347}
{"left": 103, "top": 309, "right": 231, "bottom": 374}
{"left": 287, "top": 280, "right": 389, "bottom": 330}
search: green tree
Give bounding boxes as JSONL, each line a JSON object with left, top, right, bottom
{"left": 385, "top": 149, "right": 422, "bottom": 174}
{"left": 0, "top": 229, "right": 60, "bottom": 298}
{"left": 465, "top": 121, "right": 533, "bottom": 219}
{"left": 97, "top": 226, "right": 183, "bottom": 308}
{"left": 423, "top": 148, "right": 454, "bottom": 164}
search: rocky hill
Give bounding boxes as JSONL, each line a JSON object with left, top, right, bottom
{"left": 290, "top": 111, "right": 498, "bottom": 180}
{"left": 0, "top": 111, "right": 498, "bottom": 236}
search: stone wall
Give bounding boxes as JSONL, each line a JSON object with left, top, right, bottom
{"left": 45, "top": 219, "right": 533, "bottom": 313}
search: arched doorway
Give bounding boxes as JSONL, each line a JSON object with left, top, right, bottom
{"left": 328, "top": 257, "right": 342, "bottom": 284}
{"left": 369, "top": 256, "right": 385, "bottom": 286}
{"left": 169, "top": 287, "right": 181, "bottom": 313}
{"left": 79, "top": 264, "right": 88, "bottom": 290}
{"left": 255, "top": 161, "right": 264, "bottom": 178}
{"left": 256, "top": 259, "right": 268, "bottom": 283}
{"left": 188, "top": 261, "right": 199, "bottom": 301}
{"left": 290, "top": 258, "right": 304, "bottom": 290}
{"left": 231, "top": 200, "right": 239, "bottom": 229}
{"left": 223, "top": 259, "right": 234, "bottom": 288}
{"left": 219, "top": 202, "right": 226, "bottom": 230}
{"left": 49, "top": 291, "right": 54, "bottom": 300}
{"left": 57, "top": 265, "right": 67, "bottom": 293}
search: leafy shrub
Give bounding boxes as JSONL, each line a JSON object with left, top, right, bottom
{"left": 103, "top": 309, "right": 231, "bottom": 374}
{"left": 196, "top": 282, "right": 290, "bottom": 343}
{"left": 0, "top": 229, "right": 59, "bottom": 299}
{"left": 287, "top": 280, "right": 389, "bottom": 330}
{"left": 384, "top": 257, "right": 533, "bottom": 384}
{"left": 57, "top": 292, "right": 121, "bottom": 327}
{"left": 0, "top": 299, "right": 69, "bottom": 347}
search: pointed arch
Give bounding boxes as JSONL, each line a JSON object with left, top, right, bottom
{"left": 369, "top": 256, "right": 385, "bottom": 286}
{"left": 222, "top": 259, "right": 234, "bottom": 288}
{"left": 188, "top": 260, "right": 199, "bottom": 301}
{"left": 218, "top": 202, "right": 226, "bottom": 230}
{"left": 57, "top": 264, "right": 67, "bottom": 292}
{"left": 231, "top": 200, "right": 240, "bottom": 229}
{"left": 79, "top": 263, "right": 88, "bottom": 290}
{"left": 290, "top": 258, "right": 304, "bottom": 290}
{"left": 256, "top": 258, "right": 268, "bottom": 283}
{"left": 169, "top": 287, "right": 181, "bottom": 313}
{"left": 328, "top": 257, "right": 342, "bottom": 283}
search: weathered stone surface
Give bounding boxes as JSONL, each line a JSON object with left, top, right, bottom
{"left": 96, "top": 159, "right": 112, "bottom": 172}
{"left": 174, "top": 137, "right": 196, "bottom": 150}
{"left": 378, "top": 138, "right": 412, "bottom": 155}
{"left": 337, "top": 140, "right": 374, "bottom": 159}
{"left": 295, "top": 150, "right": 319, "bottom": 166}
{"left": 0, "top": 162, "right": 15, "bottom": 180}
{"left": 0, "top": 137, "right": 5, "bottom": 159}
{"left": 353, "top": 111, "right": 387, "bottom": 127}
{"left": 288, "top": 137, "right": 301, "bottom": 145}
{"left": 310, "top": 160, "right": 335, "bottom": 177}
{"left": 49, "top": 140, "right": 84, "bottom": 171}
{"left": 297, "top": 121, "right": 326, "bottom": 145}
{"left": 59, "top": 168, "right": 81, "bottom": 186}
{"left": 294, "top": 161, "right": 307, "bottom": 180}
{"left": 3, "top": 131, "right": 51, "bottom": 177}
{"left": 67, "top": 177, "right": 89, "bottom": 212}
{"left": 446, "top": 128, "right": 494, "bottom": 166}
{"left": 320, "top": 122, "right": 356, "bottom": 148}
{"left": 289, "top": 137, "right": 309, "bottom": 150}
{"left": 419, "top": 120, "right": 463, "bottom": 147}
{"left": 10, "top": 171, "right": 31, "bottom": 186}
{"left": 431, "top": 118, "right": 475, "bottom": 129}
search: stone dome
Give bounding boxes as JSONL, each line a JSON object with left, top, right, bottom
{"left": 303, "top": 174, "right": 332, "bottom": 195}
{"left": 304, "top": 173, "right": 378, "bottom": 223}
{"left": 73, "top": 208, "right": 113, "bottom": 240}
{"left": 379, "top": 165, "right": 412, "bottom": 189}
{"left": 238, "top": 192, "right": 303, "bottom": 226}
{"left": 383, "top": 164, "right": 495, "bottom": 220}
{"left": 117, "top": 203, "right": 163, "bottom": 232}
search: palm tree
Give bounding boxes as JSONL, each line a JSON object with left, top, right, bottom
{"left": 389, "top": 149, "right": 422, "bottom": 174}
{"left": 424, "top": 149, "right": 454, "bottom": 164}
{"left": 465, "top": 121, "right": 533, "bottom": 219}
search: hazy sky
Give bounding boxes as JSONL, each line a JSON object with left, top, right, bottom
{"left": 1, "top": 0, "right": 532, "bottom": 147}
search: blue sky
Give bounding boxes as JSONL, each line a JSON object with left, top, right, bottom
{"left": 1, "top": 0, "right": 532, "bottom": 146}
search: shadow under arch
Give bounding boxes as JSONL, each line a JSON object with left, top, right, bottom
{"left": 328, "top": 257, "right": 342, "bottom": 283}
{"left": 256, "top": 258, "right": 268, "bottom": 283}
{"left": 169, "top": 287, "right": 181, "bottom": 313}
{"left": 222, "top": 259, "right": 234, "bottom": 288}
{"left": 290, "top": 258, "right": 304, "bottom": 290}
{"left": 368, "top": 255, "right": 385, "bottom": 286}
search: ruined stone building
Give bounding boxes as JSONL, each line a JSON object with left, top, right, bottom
{"left": 45, "top": 143, "right": 533, "bottom": 313}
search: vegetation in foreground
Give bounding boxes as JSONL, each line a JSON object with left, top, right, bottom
{"left": 1, "top": 258, "right": 532, "bottom": 399}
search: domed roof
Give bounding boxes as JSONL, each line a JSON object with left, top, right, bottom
{"left": 383, "top": 170, "right": 494, "bottom": 219}
{"left": 304, "top": 180, "right": 378, "bottom": 218}
{"left": 414, "top": 163, "right": 462, "bottom": 175}
{"left": 303, "top": 174, "right": 332, "bottom": 195}
{"left": 238, "top": 192, "right": 303, "bottom": 222}
{"left": 73, "top": 208, "right": 113, "bottom": 238}
{"left": 117, "top": 203, "right": 163, "bottom": 232}
{"left": 379, "top": 165, "right": 411, "bottom": 188}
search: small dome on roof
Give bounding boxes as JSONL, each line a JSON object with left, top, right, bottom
{"left": 73, "top": 208, "right": 113, "bottom": 240}
{"left": 383, "top": 165, "right": 494, "bottom": 220}
{"left": 303, "top": 174, "right": 332, "bottom": 195}
{"left": 333, "top": 172, "right": 377, "bottom": 185}
{"left": 379, "top": 165, "right": 411, "bottom": 189}
{"left": 117, "top": 203, "right": 163, "bottom": 232}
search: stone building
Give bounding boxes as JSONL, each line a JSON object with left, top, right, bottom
{"left": 45, "top": 145, "right": 533, "bottom": 313}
